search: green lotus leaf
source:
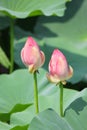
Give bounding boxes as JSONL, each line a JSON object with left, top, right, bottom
{"left": 0, "top": 69, "right": 34, "bottom": 121}
{"left": 29, "top": 109, "right": 70, "bottom": 130}
{"left": 0, "top": 0, "right": 68, "bottom": 18}
{"left": 0, "top": 121, "right": 11, "bottom": 130}
{"left": 29, "top": 88, "right": 87, "bottom": 130}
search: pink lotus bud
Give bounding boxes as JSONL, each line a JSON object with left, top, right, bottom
{"left": 21, "top": 37, "right": 45, "bottom": 73}
{"left": 47, "top": 49, "right": 73, "bottom": 84}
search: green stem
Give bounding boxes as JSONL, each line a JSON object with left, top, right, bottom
{"left": 10, "top": 18, "right": 14, "bottom": 73}
{"left": 59, "top": 82, "right": 64, "bottom": 117}
{"left": 33, "top": 71, "right": 39, "bottom": 114}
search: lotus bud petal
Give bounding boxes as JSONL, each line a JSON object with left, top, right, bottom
{"left": 21, "top": 37, "right": 45, "bottom": 73}
{"left": 47, "top": 49, "right": 73, "bottom": 84}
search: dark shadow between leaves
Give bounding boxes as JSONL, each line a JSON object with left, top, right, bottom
{"left": 35, "top": 25, "right": 57, "bottom": 38}
{"left": 65, "top": 97, "right": 87, "bottom": 115}
{"left": 60, "top": 0, "right": 84, "bottom": 22}
{"left": 36, "top": 0, "right": 84, "bottom": 24}
{"left": 11, "top": 124, "right": 29, "bottom": 130}
{"left": 0, "top": 103, "right": 32, "bottom": 122}
{"left": 34, "top": 0, "right": 84, "bottom": 39}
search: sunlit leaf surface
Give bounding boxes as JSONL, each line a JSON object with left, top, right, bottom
{"left": 0, "top": 0, "right": 68, "bottom": 18}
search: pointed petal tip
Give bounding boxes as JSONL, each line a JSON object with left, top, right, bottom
{"left": 69, "top": 65, "right": 73, "bottom": 78}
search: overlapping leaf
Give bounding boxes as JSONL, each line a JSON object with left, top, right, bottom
{"left": 29, "top": 88, "right": 87, "bottom": 130}
{"left": 0, "top": 69, "right": 87, "bottom": 129}
{"left": 29, "top": 109, "right": 71, "bottom": 130}
{"left": 0, "top": 68, "right": 55, "bottom": 122}
{"left": 10, "top": 87, "right": 87, "bottom": 130}
{"left": 29, "top": 96, "right": 87, "bottom": 130}
{"left": 0, "top": 122, "right": 11, "bottom": 130}
{"left": 0, "top": 69, "right": 33, "bottom": 121}
{"left": 0, "top": 0, "right": 68, "bottom": 18}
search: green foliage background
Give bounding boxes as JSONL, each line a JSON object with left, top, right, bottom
{"left": 0, "top": 0, "right": 87, "bottom": 129}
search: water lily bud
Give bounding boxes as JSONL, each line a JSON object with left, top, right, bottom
{"left": 47, "top": 49, "right": 73, "bottom": 84}
{"left": 21, "top": 37, "right": 45, "bottom": 73}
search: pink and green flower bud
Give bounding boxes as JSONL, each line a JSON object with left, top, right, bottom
{"left": 47, "top": 49, "right": 73, "bottom": 84}
{"left": 21, "top": 37, "right": 45, "bottom": 73}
